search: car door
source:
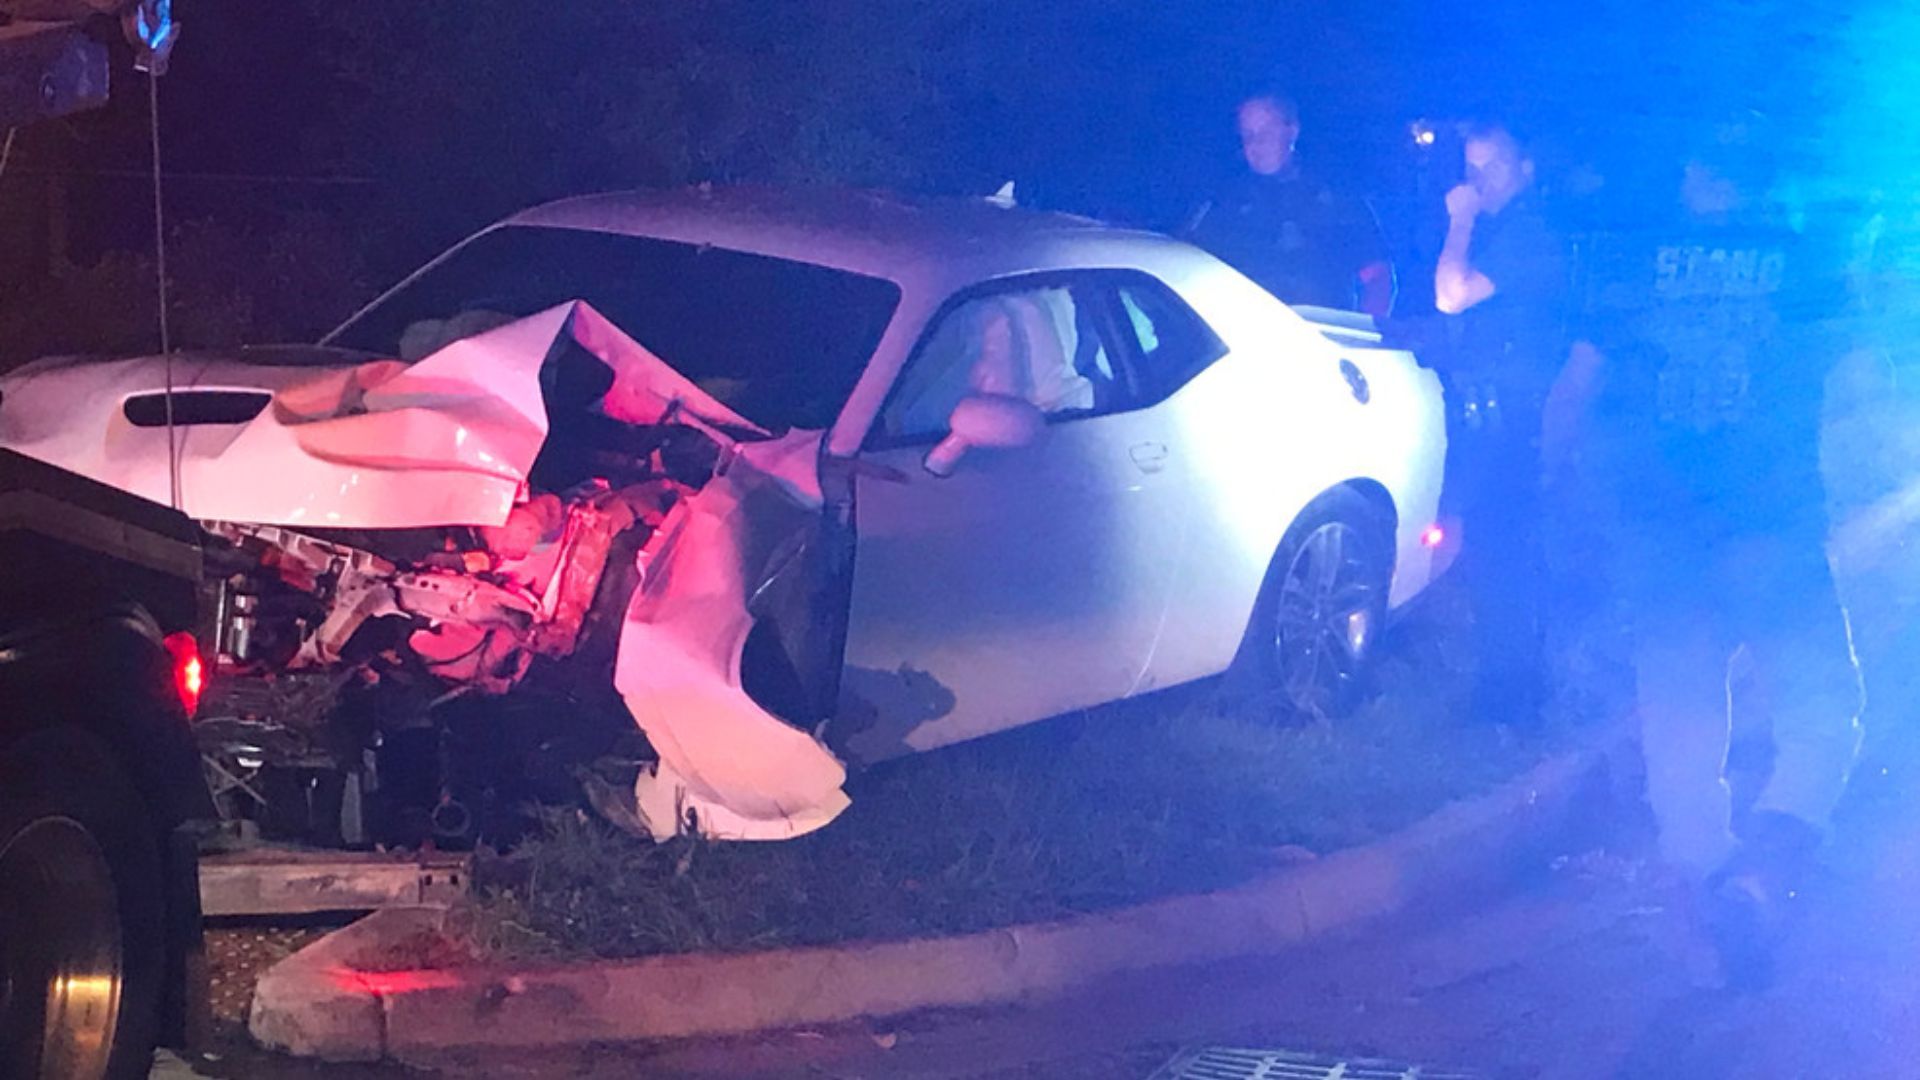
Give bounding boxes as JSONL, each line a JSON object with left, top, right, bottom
{"left": 835, "top": 275, "right": 1189, "bottom": 763}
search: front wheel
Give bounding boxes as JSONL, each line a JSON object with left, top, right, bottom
{"left": 0, "top": 727, "right": 167, "bottom": 1080}
{"left": 1236, "top": 492, "right": 1394, "bottom": 719}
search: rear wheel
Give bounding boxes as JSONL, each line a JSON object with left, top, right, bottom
{"left": 1236, "top": 492, "right": 1394, "bottom": 719}
{"left": 0, "top": 727, "right": 166, "bottom": 1080}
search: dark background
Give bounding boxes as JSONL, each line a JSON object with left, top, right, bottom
{"left": 0, "top": 0, "right": 1893, "bottom": 363}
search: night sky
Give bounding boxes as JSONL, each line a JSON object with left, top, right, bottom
{"left": 0, "top": 0, "right": 1892, "bottom": 357}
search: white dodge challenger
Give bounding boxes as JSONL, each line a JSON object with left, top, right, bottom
{"left": 0, "top": 185, "right": 1449, "bottom": 841}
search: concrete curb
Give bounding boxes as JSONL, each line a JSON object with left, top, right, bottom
{"left": 251, "top": 743, "right": 1614, "bottom": 1061}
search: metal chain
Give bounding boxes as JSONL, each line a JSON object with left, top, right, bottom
{"left": 148, "top": 67, "right": 180, "bottom": 509}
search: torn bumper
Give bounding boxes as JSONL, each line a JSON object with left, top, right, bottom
{"left": 616, "top": 428, "right": 851, "bottom": 841}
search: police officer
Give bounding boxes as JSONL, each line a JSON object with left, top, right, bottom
{"left": 1432, "top": 120, "right": 1569, "bottom": 729}
{"left": 1186, "top": 91, "right": 1395, "bottom": 317}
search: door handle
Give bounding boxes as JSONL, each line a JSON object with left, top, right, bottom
{"left": 1129, "top": 442, "right": 1170, "bottom": 474}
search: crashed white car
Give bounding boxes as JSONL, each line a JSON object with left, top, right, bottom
{"left": 0, "top": 186, "right": 1448, "bottom": 841}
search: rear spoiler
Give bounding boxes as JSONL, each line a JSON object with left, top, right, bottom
{"left": 1290, "top": 305, "right": 1387, "bottom": 349}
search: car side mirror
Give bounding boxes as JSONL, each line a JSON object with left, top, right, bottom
{"left": 923, "top": 393, "right": 1045, "bottom": 477}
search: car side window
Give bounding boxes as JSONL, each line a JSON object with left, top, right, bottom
{"left": 879, "top": 283, "right": 1127, "bottom": 441}
{"left": 1114, "top": 278, "right": 1228, "bottom": 401}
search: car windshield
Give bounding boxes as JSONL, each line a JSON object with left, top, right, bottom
{"left": 326, "top": 226, "right": 901, "bottom": 431}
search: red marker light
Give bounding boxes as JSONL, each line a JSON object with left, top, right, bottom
{"left": 1421, "top": 524, "right": 1446, "bottom": 549}
{"left": 162, "top": 631, "right": 204, "bottom": 717}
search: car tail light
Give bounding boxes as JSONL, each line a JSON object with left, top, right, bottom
{"left": 162, "top": 631, "right": 204, "bottom": 717}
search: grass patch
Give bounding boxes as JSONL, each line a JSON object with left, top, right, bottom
{"left": 462, "top": 599, "right": 1578, "bottom": 963}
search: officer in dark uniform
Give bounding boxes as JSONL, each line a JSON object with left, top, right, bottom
{"left": 1432, "top": 120, "right": 1570, "bottom": 728}
{"left": 1186, "top": 92, "right": 1395, "bottom": 317}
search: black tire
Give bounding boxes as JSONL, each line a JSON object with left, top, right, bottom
{"left": 1230, "top": 489, "right": 1395, "bottom": 719}
{"left": 0, "top": 727, "right": 167, "bottom": 1080}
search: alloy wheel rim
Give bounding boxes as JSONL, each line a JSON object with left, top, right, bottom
{"left": 1272, "top": 521, "right": 1378, "bottom": 716}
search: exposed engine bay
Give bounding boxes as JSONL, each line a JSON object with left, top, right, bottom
{"left": 0, "top": 301, "right": 855, "bottom": 847}
{"left": 194, "top": 471, "right": 690, "bottom": 848}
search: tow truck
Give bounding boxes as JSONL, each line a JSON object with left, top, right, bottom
{"left": 3, "top": 5, "right": 213, "bottom": 1077}
{"left": 0, "top": 451, "right": 212, "bottom": 1079}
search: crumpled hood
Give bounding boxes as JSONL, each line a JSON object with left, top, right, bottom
{"left": 0, "top": 302, "right": 759, "bottom": 529}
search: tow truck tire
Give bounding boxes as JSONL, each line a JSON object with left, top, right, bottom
{"left": 0, "top": 726, "right": 166, "bottom": 1080}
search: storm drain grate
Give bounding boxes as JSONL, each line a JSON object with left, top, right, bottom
{"left": 1150, "top": 1045, "right": 1485, "bottom": 1080}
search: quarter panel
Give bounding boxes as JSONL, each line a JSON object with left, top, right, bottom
{"left": 1130, "top": 268, "right": 1449, "bottom": 687}
{"left": 1139, "top": 324, "right": 1370, "bottom": 688}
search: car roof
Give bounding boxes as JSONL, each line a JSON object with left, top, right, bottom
{"left": 502, "top": 184, "right": 1182, "bottom": 285}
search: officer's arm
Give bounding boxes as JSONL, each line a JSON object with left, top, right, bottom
{"left": 1435, "top": 213, "right": 1496, "bottom": 314}
{"left": 1435, "top": 182, "right": 1501, "bottom": 313}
